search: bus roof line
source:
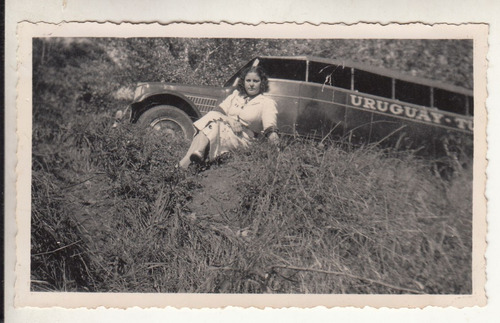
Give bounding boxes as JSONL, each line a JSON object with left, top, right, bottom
{"left": 256, "top": 55, "right": 473, "bottom": 96}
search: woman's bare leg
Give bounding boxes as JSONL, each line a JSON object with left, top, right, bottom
{"left": 179, "top": 132, "right": 209, "bottom": 169}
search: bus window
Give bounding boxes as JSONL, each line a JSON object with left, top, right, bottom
{"left": 258, "top": 58, "right": 307, "bottom": 81}
{"left": 308, "top": 61, "right": 351, "bottom": 89}
{"left": 395, "top": 79, "right": 431, "bottom": 107}
{"left": 353, "top": 69, "right": 392, "bottom": 99}
{"left": 433, "top": 88, "right": 466, "bottom": 115}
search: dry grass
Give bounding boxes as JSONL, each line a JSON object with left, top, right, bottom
{"left": 31, "top": 110, "right": 472, "bottom": 294}
{"left": 30, "top": 38, "right": 473, "bottom": 294}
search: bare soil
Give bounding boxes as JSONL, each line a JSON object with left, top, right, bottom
{"left": 188, "top": 166, "right": 244, "bottom": 217}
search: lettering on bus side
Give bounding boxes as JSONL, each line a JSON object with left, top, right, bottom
{"left": 349, "top": 94, "right": 473, "bottom": 132}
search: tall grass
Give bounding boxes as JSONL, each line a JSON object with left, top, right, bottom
{"left": 31, "top": 38, "right": 473, "bottom": 294}
{"left": 31, "top": 109, "right": 472, "bottom": 294}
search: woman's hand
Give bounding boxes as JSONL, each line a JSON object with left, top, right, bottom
{"left": 227, "top": 117, "right": 243, "bottom": 133}
{"left": 268, "top": 132, "right": 279, "bottom": 145}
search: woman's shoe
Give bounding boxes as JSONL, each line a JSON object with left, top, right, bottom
{"left": 178, "top": 157, "right": 191, "bottom": 170}
{"left": 189, "top": 151, "right": 204, "bottom": 164}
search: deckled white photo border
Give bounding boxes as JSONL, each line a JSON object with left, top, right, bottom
{"left": 14, "top": 22, "right": 487, "bottom": 309}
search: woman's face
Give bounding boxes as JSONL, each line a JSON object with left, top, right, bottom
{"left": 244, "top": 72, "right": 262, "bottom": 97}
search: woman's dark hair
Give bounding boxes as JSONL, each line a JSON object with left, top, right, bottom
{"left": 237, "top": 66, "right": 269, "bottom": 95}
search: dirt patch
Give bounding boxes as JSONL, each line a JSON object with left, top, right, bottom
{"left": 188, "top": 166, "right": 245, "bottom": 217}
{"left": 62, "top": 175, "right": 117, "bottom": 248}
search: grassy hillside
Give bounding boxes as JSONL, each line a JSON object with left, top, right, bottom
{"left": 31, "top": 38, "right": 473, "bottom": 294}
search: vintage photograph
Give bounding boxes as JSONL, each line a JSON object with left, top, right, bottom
{"left": 30, "top": 35, "right": 475, "bottom": 296}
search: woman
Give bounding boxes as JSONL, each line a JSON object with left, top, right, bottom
{"left": 179, "top": 66, "right": 279, "bottom": 169}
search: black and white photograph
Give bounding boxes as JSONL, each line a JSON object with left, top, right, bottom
{"left": 24, "top": 25, "right": 485, "bottom": 300}
{"left": 6, "top": 0, "right": 500, "bottom": 321}
{"left": 11, "top": 22, "right": 488, "bottom": 312}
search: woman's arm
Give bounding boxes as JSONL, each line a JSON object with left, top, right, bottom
{"left": 267, "top": 131, "right": 279, "bottom": 144}
{"left": 261, "top": 98, "right": 279, "bottom": 143}
{"left": 263, "top": 125, "right": 279, "bottom": 144}
{"left": 218, "top": 90, "right": 239, "bottom": 115}
{"left": 211, "top": 106, "right": 226, "bottom": 115}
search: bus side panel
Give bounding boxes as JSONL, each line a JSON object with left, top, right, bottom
{"left": 297, "top": 85, "right": 346, "bottom": 139}
{"left": 370, "top": 113, "right": 473, "bottom": 158}
{"left": 369, "top": 113, "right": 433, "bottom": 150}
{"left": 431, "top": 127, "right": 474, "bottom": 160}
{"left": 267, "top": 80, "right": 302, "bottom": 136}
{"left": 343, "top": 106, "right": 373, "bottom": 145}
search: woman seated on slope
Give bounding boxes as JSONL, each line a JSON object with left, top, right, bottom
{"left": 179, "top": 66, "right": 279, "bottom": 169}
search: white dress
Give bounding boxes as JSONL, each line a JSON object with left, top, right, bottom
{"left": 193, "top": 90, "right": 278, "bottom": 161}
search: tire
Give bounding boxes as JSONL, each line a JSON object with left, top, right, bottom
{"left": 137, "top": 105, "right": 195, "bottom": 139}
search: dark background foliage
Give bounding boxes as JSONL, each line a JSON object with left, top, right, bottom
{"left": 33, "top": 38, "right": 472, "bottom": 112}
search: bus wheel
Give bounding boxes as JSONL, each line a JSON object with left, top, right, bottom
{"left": 137, "top": 105, "right": 195, "bottom": 140}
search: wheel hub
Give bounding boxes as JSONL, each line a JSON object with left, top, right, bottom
{"left": 150, "top": 118, "right": 185, "bottom": 138}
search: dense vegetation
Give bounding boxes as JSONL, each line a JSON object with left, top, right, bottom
{"left": 31, "top": 38, "right": 472, "bottom": 294}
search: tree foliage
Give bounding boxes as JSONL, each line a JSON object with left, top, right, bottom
{"left": 34, "top": 38, "right": 473, "bottom": 101}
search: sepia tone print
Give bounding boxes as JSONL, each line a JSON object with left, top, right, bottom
{"left": 16, "top": 22, "right": 487, "bottom": 308}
